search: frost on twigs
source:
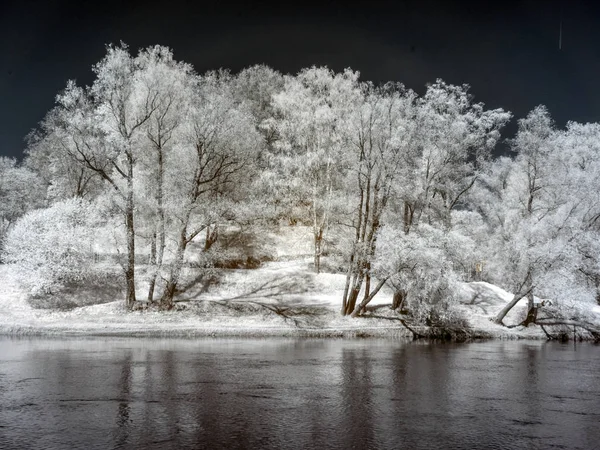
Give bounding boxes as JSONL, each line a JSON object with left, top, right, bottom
{"left": 4, "top": 44, "right": 599, "bottom": 336}
{"left": 2, "top": 198, "right": 114, "bottom": 301}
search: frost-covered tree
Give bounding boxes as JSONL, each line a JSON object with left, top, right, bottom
{"left": 232, "top": 66, "right": 288, "bottom": 222}
{"left": 405, "top": 80, "right": 511, "bottom": 232}
{"left": 133, "top": 46, "right": 196, "bottom": 303}
{"left": 232, "top": 65, "right": 284, "bottom": 145}
{"left": 375, "top": 223, "right": 470, "bottom": 324}
{"left": 0, "top": 157, "right": 46, "bottom": 248}
{"left": 43, "top": 44, "right": 174, "bottom": 308}
{"left": 268, "top": 67, "right": 361, "bottom": 273}
{"left": 25, "top": 119, "right": 103, "bottom": 201}
{"left": 490, "top": 107, "right": 600, "bottom": 325}
{"left": 344, "top": 81, "right": 509, "bottom": 317}
{"left": 158, "top": 71, "right": 260, "bottom": 308}
{"left": 2, "top": 198, "right": 108, "bottom": 295}
{"left": 341, "top": 83, "right": 418, "bottom": 316}
{"left": 556, "top": 122, "right": 600, "bottom": 307}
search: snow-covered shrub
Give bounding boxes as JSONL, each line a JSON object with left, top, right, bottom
{"left": 2, "top": 198, "right": 108, "bottom": 296}
{"left": 375, "top": 223, "right": 468, "bottom": 324}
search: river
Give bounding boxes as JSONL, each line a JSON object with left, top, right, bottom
{"left": 0, "top": 338, "right": 598, "bottom": 449}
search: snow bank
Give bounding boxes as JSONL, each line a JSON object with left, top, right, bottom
{"left": 0, "top": 262, "right": 410, "bottom": 338}
{"left": 0, "top": 261, "right": 594, "bottom": 339}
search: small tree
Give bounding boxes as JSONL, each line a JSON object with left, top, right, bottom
{"left": 3, "top": 198, "right": 108, "bottom": 295}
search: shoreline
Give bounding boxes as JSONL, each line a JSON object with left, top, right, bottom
{"left": 1, "top": 263, "right": 597, "bottom": 342}
{"left": 0, "top": 318, "right": 551, "bottom": 340}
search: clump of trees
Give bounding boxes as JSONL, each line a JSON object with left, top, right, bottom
{"left": 2, "top": 43, "right": 600, "bottom": 335}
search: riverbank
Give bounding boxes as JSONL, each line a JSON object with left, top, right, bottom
{"left": 5, "top": 260, "right": 594, "bottom": 340}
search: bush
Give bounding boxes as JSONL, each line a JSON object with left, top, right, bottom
{"left": 2, "top": 198, "right": 111, "bottom": 296}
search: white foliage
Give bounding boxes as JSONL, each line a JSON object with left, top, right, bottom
{"left": 375, "top": 223, "right": 466, "bottom": 319}
{"left": 2, "top": 199, "right": 108, "bottom": 295}
{"left": 0, "top": 157, "right": 46, "bottom": 233}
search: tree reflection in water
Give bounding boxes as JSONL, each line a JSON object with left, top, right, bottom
{"left": 0, "top": 339, "right": 598, "bottom": 449}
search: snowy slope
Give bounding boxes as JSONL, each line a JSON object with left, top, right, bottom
{"left": 0, "top": 261, "right": 553, "bottom": 339}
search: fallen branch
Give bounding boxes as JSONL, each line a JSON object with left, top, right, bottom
{"left": 535, "top": 318, "right": 600, "bottom": 342}
{"left": 398, "top": 318, "right": 427, "bottom": 339}
{"left": 539, "top": 324, "right": 553, "bottom": 340}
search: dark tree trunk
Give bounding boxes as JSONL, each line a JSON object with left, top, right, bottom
{"left": 521, "top": 288, "right": 537, "bottom": 327}
{"left": 147, "top": 231, "right": 157, "bottom": 302}
{"left": 521, "top": 305, "right": 538, "bottom": 326}
{"left": 341, "top": 257, "right": 354, "bottom": 315}
{"left": 392, "top": 289, "right": 406, "bottom": 310}
{"left": 204, "top": 224, "right": 219, "bottom": 251}
{"left": 314, "top": 227, "right": 323, "bottom": 274}
{"left": 125, "top": 188, "right": 136, "bottom": 309}
{"left": 403, "top": 202, "right": 414, "bottom": 234}
{"left": 363, "top": 270, "right": 371, "bottom": 304}
{"left": 351, "top": 277, "right": 388, "bottom": 317}
{"left": 345, "top": 288, "right": 361, "bottom": 316}
{"left": 493, "top": 270, "right": 532, "bottom": 325}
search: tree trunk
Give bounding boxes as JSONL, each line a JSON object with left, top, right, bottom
{"left": 521, "top": 288, "right": 537, "bottom": 327}
{"left": 341, "top": 257, "right": 354, "bottom": 315}
{"left": 363, "top": 271, "right": 371, "bottom": 304}
{"left": 147, "top": 231, "right": 157, "bottom": 302}
{"left": 392, "top": 289, "right": 406, "bottom": 310}
{"left": 493, "top": 271, "right": 532, "bottom": 325}
{"left": 403, "top": 202, "right": 414, "bottom": 234}
{"left": 343, "top": 267, "right": 366, "bottom": 315}
{"left": 204, "top": 224, "right": 219, "bottom": 251}
{"left": 160, "top": 203, "right": 194, "bottom": 309}
{"left": 125, "top": 192, "right": 136, "bottom": 309}
{"left": 493, "top": 292, "right": 526, "bottom": 325}
{"left": 351, "top": 277, "right": 388, "bottom": 317}
{"left": 313, "top": 227, "right": 323, "bottom": 274}
{"left": 147, "top": 145, "right": 166, "bottom": 303}
{"left": 345, "top": 288, "right": 361, "bottom": 316}
{"left": 160, "top": 228, "right": 187, "bottom": 309}
{"left": 521, "top": 304, "right": 538, "bottom": 327}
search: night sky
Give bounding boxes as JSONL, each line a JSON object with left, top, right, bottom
{"left": 2, "top": 0, "right": 599, "bottom": 159}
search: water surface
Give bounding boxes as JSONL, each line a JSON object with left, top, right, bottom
{"left": 0, "top": 338, "right": 598, "bottom": 449}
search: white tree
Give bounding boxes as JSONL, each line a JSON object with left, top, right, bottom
{"left": 344, "top": 80, "right": 509, "bottom": 317}
{"left": 341, "top": 82, "right": 419, "bottom": 316}
{"left": 375, "top": 222, "right": 468, "bottom": 326}
{"left": 133, "top": 45, "right": 196, "bottom": 302}
{"left": 43, "top": 44, "right": 173, "bottom": 308}
{"left": 268, "top": 67, "right": 361, "bottom": 273}
{"left": 2, "top": 198, "right": 108, "bottom": 295}
{"left": 25, "top": 120, "right": 103, "bottom": 201}
{"left": 491, "top": 108, "right": 600, "bottom": 327}
{"left": 405, "top": 80, "right": 511, "bottom": 232}
{"left": 158, "top": 71, "right": 260, "bottom": 308}
{"left": 0, "top": 157, "right": 46, "bottom": 247}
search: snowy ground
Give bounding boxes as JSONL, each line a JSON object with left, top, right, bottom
{"left": 0, "top": 260, "right": 408, "bottom": 337}
{"left": 0, "top": 258, "right": 579, "bottom": 339}
{"left": 1, "top": 224, "right": 598, "bottom": 339}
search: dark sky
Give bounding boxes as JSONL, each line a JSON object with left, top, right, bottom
{"left": 2, "top": 0, "right": 600, "bottom": 159}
